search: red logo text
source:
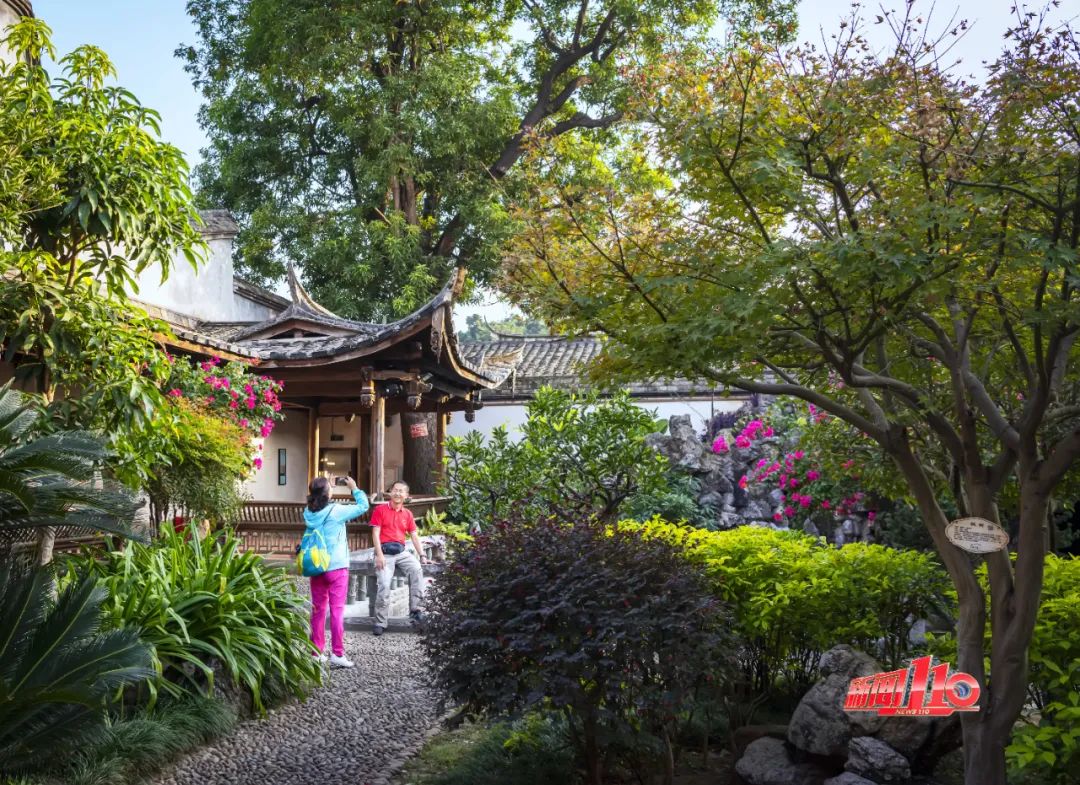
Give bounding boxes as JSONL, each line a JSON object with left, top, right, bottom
{"left": 844, "top": 656, "right": 980, "bottom": 717}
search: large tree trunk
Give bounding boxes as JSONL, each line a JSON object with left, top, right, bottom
{"left": 36, "top": 526, "right": 56, "bottom": 566}
{"left": 891, "top": 449, "right": 1046, "bottom": 785}
{"left": 401, "top": 411, "right": 438, "bottom": 494}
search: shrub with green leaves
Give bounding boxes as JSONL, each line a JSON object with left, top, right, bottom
{"left": 443, "top": 387, "right": 668, "bottom": 527}
{"left": 0, "top": 562, "right": 153, "bottom": 776}
{"left": 423, "top": 513, "right": 734, "bottom": 785}
{"left": 621, "top": 519, "right": 952, "bottom": 695}
{"left": 62, "top": 525, "right": 320, "bottom": 714}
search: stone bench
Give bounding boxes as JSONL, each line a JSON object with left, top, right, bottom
{"left": 346, "top": 545, "right": 444, "bottom": 619}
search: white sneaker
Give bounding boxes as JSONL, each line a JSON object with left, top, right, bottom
{"left": 329, "top": 654, "right": 355, "bottom": 668}
{"left": 312, "top": 651, "right": 328, "bottom": 663}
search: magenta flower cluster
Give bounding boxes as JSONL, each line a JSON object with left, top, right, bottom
{"left": 713, "top": 405, "right": 876, "bottom": 524}
{"left": 164, "top": 355, "right": 286, "bottom": 470}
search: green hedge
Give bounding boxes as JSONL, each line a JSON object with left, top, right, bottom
{"left": 619, "top": 520, "right": 951, "bottom": 695}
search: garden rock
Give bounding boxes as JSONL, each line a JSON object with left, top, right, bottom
{"left": 824, "top": 774, "right": 878, "bottom": 785}
{"left": 734, "top": 737, "right": 831, "bottom": 785}
{"left": 787, "top": 646, "right": 884, "bottom": 757}
{"left": 845, "top": 737, "right": 911, "bottom": 783}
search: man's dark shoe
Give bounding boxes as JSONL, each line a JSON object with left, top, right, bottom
{"left": 372, "top": 625, "right": 385, "bottom": 637}
{"left": 409, "top": 610, "right": 425, "bottom": 625}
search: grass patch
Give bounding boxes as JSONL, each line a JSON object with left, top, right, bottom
{"left": 396, "top": 716, "right": 577, "bottom": 785}
{"left": 5, "top": 696, "right": 236, "bottom": 785}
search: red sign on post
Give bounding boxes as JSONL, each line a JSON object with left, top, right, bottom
{"left": 409, "top": 422, "right": 429, "bottom": 439}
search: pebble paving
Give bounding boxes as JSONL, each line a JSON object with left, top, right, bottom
{"left": 151, "top": 631, "right": 440, "bottom": 785}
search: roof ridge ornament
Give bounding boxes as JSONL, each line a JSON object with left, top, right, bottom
{"left": 287, "top": 262, "right": 343, "bottom": 319}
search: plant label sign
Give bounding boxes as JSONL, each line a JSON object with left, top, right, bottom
{"left": 409, "top": 422, "right": 429, "bottom": 439}
{"left": 946, "top": 517, "right": 1009, "bottom": 554}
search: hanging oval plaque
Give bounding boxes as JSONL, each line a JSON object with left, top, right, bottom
{"left": 946, "top": 517, "right": 1010, "bottom": 554}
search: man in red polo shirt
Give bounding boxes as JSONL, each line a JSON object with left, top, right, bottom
{"left": 369, "top": 480, "right": 429, "bottom": 636}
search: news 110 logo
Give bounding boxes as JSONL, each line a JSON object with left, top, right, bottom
{"left": 844, "top": 656, "right": 980, "bottom": 717}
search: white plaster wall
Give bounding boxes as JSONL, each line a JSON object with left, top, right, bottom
{"left": 230, "top": 291, "right": 278, "bottom": 322}
{"left": 243, "top": 410, "right": 308, "bottom": 502}
{"left": 133, "top": 236, "right": 239, "bottom": 322}
{"left": 447, "top": 397, "right": 744, "bottom": 442}
{"left": 0, "top": 4, "right": 25, "bottom": 66}
{"left": 385, "top": 413, "right": 404, "bottom": 487}
{"left": 317, "top": 414, "right": 404, "bottom": 495}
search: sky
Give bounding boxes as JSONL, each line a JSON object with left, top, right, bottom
{"left": 34, "top": 0, "right": 1045, "bottom": 316}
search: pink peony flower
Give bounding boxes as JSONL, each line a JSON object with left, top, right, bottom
{"left": 229, "top": 400, "right": 238, "bottom": 409}
{"left": 763, "top": 426, "right": 774, "bottom": 437}
{"left": 253, "top": 457, "right": 263, "bottom": 470}
{"left": 773, "top": 512, "right": 783, "bottom": 522}
{"left": 167, "top": 388, "right": 183, "bottom": 397}
{"left": 735, "top": 435, "right": 751, "bottom": 449}
{"left": 712, "top": 436, "right": 729, "bottom": 454}
{"left": 806, "top": 470, "right": 820, "bottom": 481}
{"left": 784, "top": 506, "right": 795, "bottom": 517}
{"left": 867, "top": 511, "right": 876, "bottom": 521}
{"left": 794, "top": 450, "right": 805, "bottom": 460}
{"left": 757, "top": 459, "right": 768, "bottom": 468}
{"left": 821, "top": 500, "right": 831, "bottom": 510}
{"left": 239, "top": 419, "right": 249, "bottom": 428}
{"left": 738, "top": 475, "right": 749, "bottom": 489}
{"left": 799, "top": 495, "right": 812, "bottom": 508}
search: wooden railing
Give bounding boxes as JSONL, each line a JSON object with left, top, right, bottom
{"left": 234, "top": 496, "right": 450, "bottom": 556}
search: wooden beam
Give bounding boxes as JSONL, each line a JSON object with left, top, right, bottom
{"left": 369, "top": 394, "right": 386, "bottom": 497}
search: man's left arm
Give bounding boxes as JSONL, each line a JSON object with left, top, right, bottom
{"left": 408, "top": 514, "right": 429, "bottom": 564}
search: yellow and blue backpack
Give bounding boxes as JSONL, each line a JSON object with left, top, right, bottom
{"left": 297, "top": 508, "right": 335, "bottom": 577}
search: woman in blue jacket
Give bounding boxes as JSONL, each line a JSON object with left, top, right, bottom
{"left": 306, "top": 475, "right": 369, "bottom": 667}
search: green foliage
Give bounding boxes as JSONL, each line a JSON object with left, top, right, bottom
{"left": 0, "top": 385, "right": 138, "bottom": 541}
{"left": 423, "top": 515, "right": 734, "bottom": 784}
{"left": 418, "top": 507, "right": 472, "bottom": 547}
{"left": 458, "top": 313, "right": 548, "bottom": 342}
{"left": 623, "top": 470, "right": 715, "bottom": 528}
{"left": 0, "top": 19, "right": 205, "bottom": 484}
{"left": 62, "top": 525, "right": 321, "bottom": 714}
{"left": 38, "top": 696, "right": 235, "bottom": 785}
{"left": 444, "top": 387, "right": 668, "bottom": 526}
{"left": 1007, "top": 555, "right": 1080, "bottom": 782}
{"left": 398, "top": 717, "right": 576, "bottom": 785}
{"left": 144, "top": 399, "right": 252, "bottom": 526}
{"left": 0, "top": 562, "right": 153, "bottom": 775}
{"left": 622, "top": 519, "right": 951, "bottom": 695}
{"left": 178, "top": 0, "right": 798, "bottom": 319}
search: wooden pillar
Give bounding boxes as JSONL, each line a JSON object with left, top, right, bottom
{"left": 369, "top": 393, "right": 385, "bottom": 498}
{"left": 307, "top": 408, "right": 320, "bottom": 482}
{"left": 435, "top": 409, "right": 447, "bottom": 486}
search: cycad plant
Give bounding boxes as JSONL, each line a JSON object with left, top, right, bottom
{"left": 0, "top": 560, "right": 154, "bottom": 774}
{"left": 0, "top": 384, "right": 138, "bottom": 553}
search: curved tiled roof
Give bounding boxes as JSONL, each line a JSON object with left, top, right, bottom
{"left": 461, "top": 335, "right": 717, "bottom": 400}
{"left": 157, "top": 266, "right": 501, "bottom": 387}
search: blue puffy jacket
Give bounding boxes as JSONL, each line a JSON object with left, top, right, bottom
{"left": 302, "top": 488, "right": 370, "bottom": 572}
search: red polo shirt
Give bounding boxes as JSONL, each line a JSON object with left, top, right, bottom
{"left": 370, "top": 503, "right": 416, "bottom": 545}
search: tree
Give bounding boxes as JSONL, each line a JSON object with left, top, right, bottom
{"left": 504, "top": 7, "right": 1080, "bottom": 784}
{"left": 179, "top": 0, "right": 795, "bottom": 491}
{"left": 459, "top": 312, "right": 548, "bottom": 341}
{"left": 0, "top": 20, "right": 206, "bottom": 556}
{"left": 444, "top": 387, "right": 669, "bottom": 526}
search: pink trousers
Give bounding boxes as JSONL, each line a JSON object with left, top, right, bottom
{"left": 310, "top": 567, "right": 349, "bottom": 657}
